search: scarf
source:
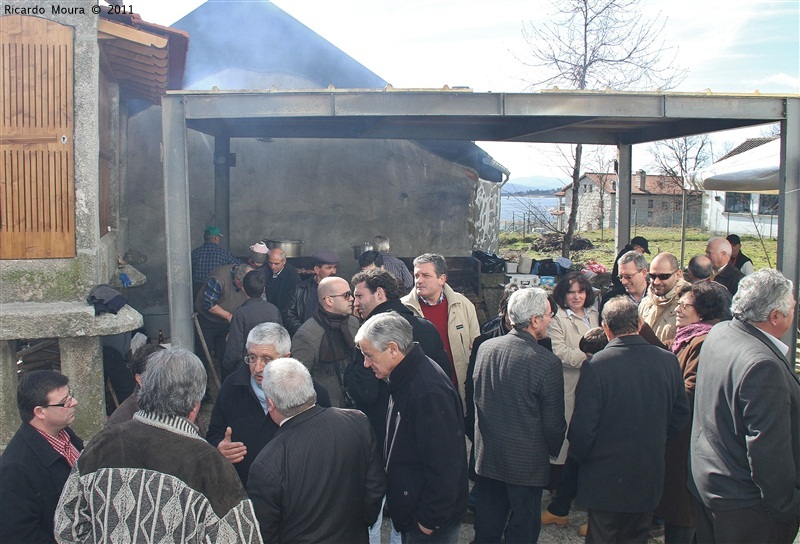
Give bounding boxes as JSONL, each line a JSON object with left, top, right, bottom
{"left": 312, "top": 306, "right": 356, "bottom": 371}
{"left": 671, "top": 321, "right": 714, "bottom": 354}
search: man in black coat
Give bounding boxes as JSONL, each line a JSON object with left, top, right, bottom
{"left": 247, "top": 358, "right": 385, "bottom": 543}
{"left": 264, "top": 247, "right": 301, "bottom": 315}
{"left": 569, "top": 297, "right": 689, "bottom": 543}
{"left": 355, "top": 312, "right": 468, "bottom": 544}
{"left": 345, "top": 269, "right": 454, "bottom": 444}
{"left": 706, "top": 237, "right": 745, "bottom": 296}
{"left": 0, "top": 370, "right": 83, "bottom": 543}
{"left": 284, "top": 250, "right": 339, "bottom": 336}
{"left": 207, "top": 322, "right": 330, "bottom": 485}
{"left": 689, "top": 269, "right": 800, "bottom": 543}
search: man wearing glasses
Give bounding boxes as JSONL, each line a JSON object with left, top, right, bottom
{"left": 1, "top": 370, "right": 82, "bottom": 543}
{"left": 207, "top": 322, "right": 331, "bottom": 485}
{"left": 601, "top": 250, "right": 650, "bottom": 312}
{"left": 292, "top": 276, "right": 360, "bottom": 408}
{"left": 639, "top": 252, "right": 689, "bottom": 346}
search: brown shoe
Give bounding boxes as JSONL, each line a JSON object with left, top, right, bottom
{"left": 578, "top": 523, "right": 588, "bottom": 537}
{"left": 541, "top": 510, "right": 569, "bottom": 526}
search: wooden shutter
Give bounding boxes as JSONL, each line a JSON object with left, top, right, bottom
{"left": 1, "top": 15, "right": 75, "bottom": 259}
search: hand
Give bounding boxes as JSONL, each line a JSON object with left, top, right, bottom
{"left": 418, "top": 523, "right": 433, "bottom": 535}
{"left": 217, "top": 426, "right": 247, "bottom": 464}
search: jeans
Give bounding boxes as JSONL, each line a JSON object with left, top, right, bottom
{"left": 401, "top": 517, "right": 461, "bottom": 544}
{"left": 473, "top": 475, "right": 543, "bottom": 544}
{"left": 370, "top": 496, "right": 386, "bottom": 544}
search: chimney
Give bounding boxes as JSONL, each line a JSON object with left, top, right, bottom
{"left": 637, "top": 170, "right": 647, "bottom": 191}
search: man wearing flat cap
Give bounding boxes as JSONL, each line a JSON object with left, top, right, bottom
{"left": 191, "top": 226, "right": 241, "bottom": 298}
{"left": 726, "top": 234, "right": 755, "bottom": 276}
{"left": 610, "top": 236, "right": 651, "bottom": 291}
{"left": 284, "top": 250, "right": 340, "bottom": 336}
{"left": 247, "top": 241, "right": 269, "bottom": 270}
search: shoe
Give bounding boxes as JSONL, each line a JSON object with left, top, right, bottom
{"left": 541, "top": 510, "right": 568, "bottom": 526}
{"left": 578, "top": 523, "right": 588, "bottom": 537}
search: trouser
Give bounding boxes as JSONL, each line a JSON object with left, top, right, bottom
{"left": 546, "top": 458, "right": 579, "bottom": 517}
{"left": 473, "top": 475, "right": 543, "bottom": 544}
{"left": 401, "top": 517, "right": 461, "bottom": 544}
{"left": 195, "top": 313, "right": 229, "bottom": 375}
{"left": 586, "top": 509, "right": 651, "bottom": 544}
{"left": 692, "top": 496, "right": 799, "bottom": 544}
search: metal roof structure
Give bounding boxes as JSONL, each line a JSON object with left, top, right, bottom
{"left": 161, "top": 89, "right": 799, "bottom": 363}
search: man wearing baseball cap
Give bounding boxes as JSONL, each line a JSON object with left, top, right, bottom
{"left": 726, "top": 234, "right": 755, "bottom": 276}
{"left": 191, "top": 226, "right": 241, "bottom": 298}
{"left": 284, "top": 250, "right": 340, "bottom": 336}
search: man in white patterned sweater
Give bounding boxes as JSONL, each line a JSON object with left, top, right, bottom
{"left": 54, "top": 348, "right": 262, "bottom": 544}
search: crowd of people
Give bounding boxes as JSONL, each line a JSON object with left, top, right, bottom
{"left": 0, "top": 231, "right": 797, "bottom": 544}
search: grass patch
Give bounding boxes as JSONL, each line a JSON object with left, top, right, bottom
{"left": 500, "top": 227, "right": 778, "bottom": 271}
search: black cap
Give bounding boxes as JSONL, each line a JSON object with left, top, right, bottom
{"left": 312, "top": 250, "right": 340, "bottom": 265}
{"left": 630, "top": 236, "right": 650, "bottom": 254}
{"left": 726, "top": 234, "right": 741, "bottom": 245}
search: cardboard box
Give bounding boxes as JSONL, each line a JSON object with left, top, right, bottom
{"left": 505, "top": 274, "right": 540, "bottom": 287}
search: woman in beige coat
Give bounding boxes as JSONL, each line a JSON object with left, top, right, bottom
{"left": 542, "top": 272, "right": 599, "bottom": 530}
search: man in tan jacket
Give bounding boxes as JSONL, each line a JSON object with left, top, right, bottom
{"left": 639, "top": 252, "right": 689, "bottom": 347}
{"left": 402, "top": 253, "right": 479, "bottom": 412}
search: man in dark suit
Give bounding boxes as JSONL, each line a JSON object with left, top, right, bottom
{"left": 706, "top": 237, "right": 745, "bottom": 296}
{"left": 0, "top": 370, "right": 83, "bottom": 543}
{"left": 569, "top": 297, "right": 690, "bottom": 543}
{"left": 689, "top": 269, "right": 799, "bottom": 543}
{"left": 356, "top": 312, "right": 468, "bottom": 544}
{"left": 247, "top": 357, "right": 385, "bottom": 543}
{"left": 472, "top": 287, "right": 566, "bottom": 544}
{"left": 265, "top": 247, "right": 301, "bottom": 315}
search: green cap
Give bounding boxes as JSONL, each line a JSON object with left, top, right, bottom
{"left": 204, "top": 226, "right": 222, "bottom": 237}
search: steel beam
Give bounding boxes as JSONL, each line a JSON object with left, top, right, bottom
{"left": 777, "top": 97, "right": 799, "bottom": 365}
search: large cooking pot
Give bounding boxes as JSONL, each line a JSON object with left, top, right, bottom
{"left": 352, "top": 242, "right": 373, "bottom": 260}
{"left": 264, "top": 239, "right": 305, "bottom": 258}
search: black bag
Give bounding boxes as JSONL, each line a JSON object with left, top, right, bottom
{"left": 471, "top": 250, "right": 506, "bottom": 274}
{"left": 534, "top": 258, "right": 559, "bottom": 276}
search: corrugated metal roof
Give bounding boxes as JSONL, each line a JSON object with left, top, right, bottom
{"left": 717, "top": 137, "right": 778, "bottom": 161}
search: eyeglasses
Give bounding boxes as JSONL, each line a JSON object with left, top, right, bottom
{"left": 648, "top": 271, "right": 678, "bottom": 281}
{"left": 618, "top": 273, "right": 642, "bottom": 281}
{"left": 678, "top": 301, "right": 695, "bottom": 310}
{"left": 244, "top": 354, "right": 277, "bottom": 366}
{"left": 43, "top": 388, "right": 74, "bottom": 408}
{"left": 328, "top": 291, "right": 353, "bottom": 301}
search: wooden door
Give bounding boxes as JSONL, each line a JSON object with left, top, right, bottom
{"left": 1, "top": 15, "right": 75, "bottom": 259}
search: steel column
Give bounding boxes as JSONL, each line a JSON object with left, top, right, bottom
{"left": 162, "top": 95, "right": 195, "bottom": 350}
{"left": 616, "top": 145, "right": 633, "bottom": 255}
{"left": 777, "top": 97, "right": 799, "bottom": 365}
{"left": 214, "top": 134, "right": 231, "bottom": 251}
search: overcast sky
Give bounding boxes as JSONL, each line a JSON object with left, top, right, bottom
{"left": 130, "top": 0, "right": 799, "bottom": 183}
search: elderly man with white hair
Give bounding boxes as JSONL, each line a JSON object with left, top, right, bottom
{"left": 472, "top": 287, "right": 567, "bottom": 544}
{"left": 55, "top": 348, "right": 262, "bottom": 543}
{"left": 247, "top": 358, "right": 385, "bottom": 544}
{"left": 689, "top": 269, "right": 800, "bottom": 544}
{"left": 705, "top": 237, "right": 745, "bottom": 296}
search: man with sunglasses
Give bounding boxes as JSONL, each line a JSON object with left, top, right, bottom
{"left": 639, "top": 252, "right": 690, "bottom": 346}
{"left": 1, "top": 370, "right": 83, "bottom": 543}
{"left": 292, "top": 276, "right": 360, "bottom": 408}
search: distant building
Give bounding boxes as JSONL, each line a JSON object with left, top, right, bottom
{"left": 556, "top": 171, "right": 702, "bottom": 231}
{"left": 700, "top": 138, "right": 779, "bottom": 238}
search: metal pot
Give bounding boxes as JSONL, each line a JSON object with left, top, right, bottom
{"left": 352, "top": 242, "right": 373, "bottom": 260}
{"left": 264, "top": 239, "right": 305, "bottom": 258}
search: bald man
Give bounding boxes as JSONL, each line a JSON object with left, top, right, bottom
{"left": 639, "top": 252, "right": 689, "bottom": 346}
{"left": 706, "top": 238, "right": 744, "bottom": 296}
{"left": 291, "top": 277, "right": 360, "bottom": 407}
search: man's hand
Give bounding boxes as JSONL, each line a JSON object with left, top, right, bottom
{"left": 418, "top": 523, "right": 433, "bottom": 535}
{"left": 217, "top": 426, "right": 247, "bottom": 464}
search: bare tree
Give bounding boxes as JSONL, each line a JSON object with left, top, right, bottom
{"left": 519, "top": 0, "right": 686, "bottom": 257}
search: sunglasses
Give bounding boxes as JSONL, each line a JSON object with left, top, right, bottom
{"left": 647, "top": 271, "right": 677, "bottom": 281}
{"left": 328, "top": 291, "right": 353, "bottom": 301}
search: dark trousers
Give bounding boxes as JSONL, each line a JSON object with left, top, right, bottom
{"left": 546, "top": 458, "right": 579, "bottom": 517}
{"left": 473, "top": 475, "right": 543, "bottom": 544}
{"left": 195, "top": 313, "right": 229, "bottom": 375}
{"left": 586, "top": 509, "right": 651, "bottom": 544}
{"left": 401, "top": 517, "right": 461, "bottom": 544}
{"left": 692, "top": 497, "right": 799, "bottom": 544}
{"left": 664, "top": 521, "right": 695, "bottom": 544}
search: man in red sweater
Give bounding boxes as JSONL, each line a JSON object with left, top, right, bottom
{"left": 401, "top": 253, "right": 480, "bottom": 413}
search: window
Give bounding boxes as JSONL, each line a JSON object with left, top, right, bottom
{"left": 725, "top": 193, "right": 752, "bottom": 213}
{"left": 631, "top": 198, "right": 636, "bottom": 205}
{"left": 674, "top": 202, "right": 681, "bottom": 211}
{"left": 662, "top": 201, "right": 669, "bottom": 210}
{"left": 648, "top": 199, "right": 654, "bottom": 209}
{"left": 647, "top": 211, "right": 654, "bottom": 218}
{"left": 759, "top": 194, "right": 779, "bottom": 215}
